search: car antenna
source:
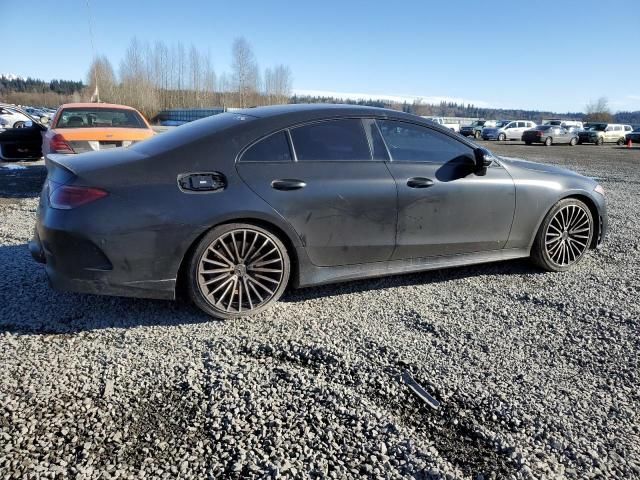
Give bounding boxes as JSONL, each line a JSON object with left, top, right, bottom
{"left": 86, "top": 0, "right": 100, "bottom": 103}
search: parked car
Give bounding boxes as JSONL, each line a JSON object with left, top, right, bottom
{"left": 423, "top": 117, "right": 461, "bottom": 132}
{"left": 522, "top": 125, "right": 578, "bottom": 146}
{"left": 625, "top": 127, "right": 640, "bottom": 145}
{"left": 41, "top": 103, "right": 155, "bottom": 158}
{"left": 0, "top": 104, "right": 32, "bottom": 128}
{"left": 0, "top": 104, "right": 48, "bottom": 160}
{"left": 28, "top": 104, "right": 607, "bottom": 319}
{"left": 578, "top": 123, "right": 631, "bottom": 145}
{"left": 460, "top": 120, "right": 496, "bottom": 139}
{"left": 482, "top": 120, "right": 537, "bottom": 141}
{"left": 543, "top": 119, "right": 583, "bottom": 130}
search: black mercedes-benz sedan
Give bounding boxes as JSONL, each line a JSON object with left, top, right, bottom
{"left": 30, "top": 104, "right": 607, "bottom": 319}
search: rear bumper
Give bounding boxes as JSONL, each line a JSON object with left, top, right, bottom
{"left": 30, "top": 210, "right": 177, "bottom": 301}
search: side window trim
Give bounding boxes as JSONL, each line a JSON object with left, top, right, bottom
{"left": 288, "top": 117, "right": 374, "bottom": 163}
{"left": 375, "top": 119, "right": 473, "bottom": 164}
{"left": 285, "top": 129, "right": 298, "bottom": 162}
{"left": 361, "top": 118, "right": 389, "bottom": 161}
{"left": 373, "top": 120, "right": 392, "bottom": 161}
{"left": 238, "top": 130, "right": 294, "bottom": 163}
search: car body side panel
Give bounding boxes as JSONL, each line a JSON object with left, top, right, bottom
{"left": 499, "top": 157, "right": 606, "bottom": 249}
{"left": 385, "top": 161, "right": 516, "bottom": 258}
{"left": 236, "top": 161, "right": 397, "bottom": 267}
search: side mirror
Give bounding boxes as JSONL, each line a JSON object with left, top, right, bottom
{"left": 474, "top": 148, "right": 494, "bottom": 176}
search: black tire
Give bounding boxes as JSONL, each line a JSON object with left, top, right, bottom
{"left": 474, "top": 130, "right": 482, "bottom": 140}
{"left": 13, "top": 121, "right": 25, "bottom": 129}
{"left": 544, "top": 137, "right": 552, "bottom": 146}
{"left": 498, "top": 133, "right": 506, "bottom": 141}
{"left": 531, "top": 198, "right": 594, "bottom": 272}
{"left": 187, "top": 223, "right": 291, "bottom": 319}
{"left": 596, "top": 137, "right": 604, "bottom": 146}
{"left": 524, "top": 141, "right": 532, "bottom": 145}
{"left": 569, "top": 137, "right": 577, "bottom": 146}
{"left": 617, "top": 138, "right": 625, "bottom": 146}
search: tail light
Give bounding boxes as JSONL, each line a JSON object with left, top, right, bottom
{"left": 536, "top": 131, "right": 543, "bottom": 136}
{"left": 49, "top": 184, "right": 108, "bottom": 209}
{"left": 49, "top": 134, "right": 74, "bottom": 154}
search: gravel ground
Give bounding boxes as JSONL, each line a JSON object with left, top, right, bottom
{"left": 1, "top": 143, "right": 639, "bottom": 479}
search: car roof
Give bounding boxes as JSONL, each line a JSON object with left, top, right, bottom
{"left": 58, "top": 102, "right": 140, "bottom": 111}
{"left": 235, "top": 103, "right": 419, "bottom": 121}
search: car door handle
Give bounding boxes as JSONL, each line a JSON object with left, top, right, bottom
{"left": 406, "top": 177, "right": 434, "bottom": 188}
{"left": 271, "top": 179, "right": 307, "bottom": 191}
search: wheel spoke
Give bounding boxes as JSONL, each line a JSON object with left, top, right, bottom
{"left": 247, "top": 275, "right": 275, "bottom": 295}
{"left": 231, "top": 232, "right": 242, "bottom": 263}
{"left": 242, "top": 276, "right": 253, "bottom": 310}
{"left": 248, "top": 247, "right": 277, "bottom": 267}
{"left": 202, "top": 272, "right": 233, "bottom": 286}
{"left": 249, "top": 267, "right": 283, "bottom": 273}
{"left": 202, "top": 258, "right": 230, "bottom": 268}
{"left": 219, "top": 236, "right": 237, "bottom": 264}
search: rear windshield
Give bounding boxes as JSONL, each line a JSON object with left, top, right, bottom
{"left": 534, "top": 125, "right": 552, "bottom": 131}
{"left": 55, "top": 108, "right": 147, "bottom": 129}
{"left": 131, "top": 112, "right": 256, "bottom": 156}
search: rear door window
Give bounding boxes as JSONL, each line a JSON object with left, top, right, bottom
{"left": 290, "top": 119, "right": 372, "bottom": 161}
{"left": 377, "top": 120, "right": 474, "bottom": 164}
{"left": 241, "top": 131, "right": 292, "bottom": 162}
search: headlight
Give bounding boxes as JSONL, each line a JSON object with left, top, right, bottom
{"left": 594, "top": 184, "right": 605, "bottom": 196}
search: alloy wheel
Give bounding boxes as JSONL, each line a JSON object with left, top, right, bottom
{"left": 544, "top": 204, "right": 591, "bottom": 267}
{"left": 197, "top": 229, "right": 285, "bottom": 313}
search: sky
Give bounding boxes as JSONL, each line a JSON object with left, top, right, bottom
{"left": 2, "top": 0, "right": 639, "bottom": 113}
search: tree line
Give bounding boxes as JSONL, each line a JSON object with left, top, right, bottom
{"left": 87, "top": 36, "right": 292, "bottom": 119}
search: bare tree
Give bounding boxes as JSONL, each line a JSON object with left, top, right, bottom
{"left": 231, "top": 37, "right": 259, "bottom": 107}
{"left": 585, "top": 97, "right": 613, "bottom": 122}
{"left": 86, "top": 55, "right": 117, "bottom": 102}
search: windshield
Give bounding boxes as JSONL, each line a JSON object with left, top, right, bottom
{"left": 495, "top": 121, "right": 510, "bottom": 128}
{"left": 55, "top": 108, "right": 147, "bottom": 129}
{"left": 474, "top": 121, "right": 485, "bottom": 127}
{"left": 588, "top": 124, "right": 607, "bottom": 131}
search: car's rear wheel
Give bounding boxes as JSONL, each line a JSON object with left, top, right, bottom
{"left": 544, "top": 137, "right": 552, "bottom": 146}
{"left": 188, "top": 223, "right": 290, "bottom": 319}
{"left": 569, "top": 137, "right": 578, "bottom": 146}
{"left": 531, "top": 198, "right": 594, "bottom": 272}
{"left": 596, "top": 137, "right": 604, "bottom": 146}
{"left": 474, "top": 130, "right": 482, "bottom": 140}
{"left": 617, "top": 138, "right": 625, "bottom": 146}
{"left": 498, "top": 133, "right": 506, "bottom": 141}
{"left": 13, "top": 121, "right": 25, "bottom": 128}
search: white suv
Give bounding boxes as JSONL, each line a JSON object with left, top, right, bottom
{"left": 482, "top": 120, "right": 537, "bottom": 141}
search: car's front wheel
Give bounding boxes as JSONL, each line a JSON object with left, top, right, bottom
{"left": 188, "top": 223, "right": 290, "bottom": 319}
{"left": 498, "top": 133, "right": 506, "bottom": 141}
{"left": 474, "top": 131, "right": 482, "bottom": 140}
{"left": 569, "top": 137, "right": 578, "bottom": 146}
{"left": 617, "top": 138, "right": 625, "bottom": 146}
{"left": 596, "top": 137, "right": 604, "bottom": 146}
{"left": 544, "top": 137, "right": 552, "bottom": 146}
{"left": 531, "top": 198, "right": 594, "bottom": 272}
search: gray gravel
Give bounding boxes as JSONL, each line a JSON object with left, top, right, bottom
{"left": 1, "top": 143, "right": 639, "bottom": 479}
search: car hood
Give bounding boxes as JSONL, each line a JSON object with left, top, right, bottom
{"left": 499, "top": 155, "right": 589, "bottom": 177}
